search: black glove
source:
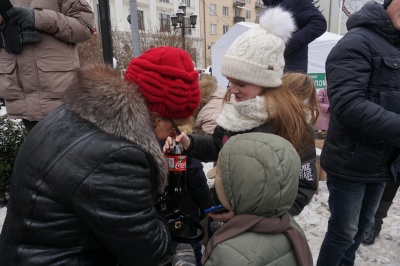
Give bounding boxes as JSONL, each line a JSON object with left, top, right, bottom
{"left": 2, "top": 22, "right": 23, "bottom": 54}
{"left": 6, "top": 7, "right": 35, "bottom": 31}
{"left": 21, "top": 29, "right": 41, "bottom": 44}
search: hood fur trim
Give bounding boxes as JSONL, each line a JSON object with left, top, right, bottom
{"left": 63, "top": 64, "right": 168, "bottom": 192}
{"left": 195, "top": 74, "right": 219, "bottom": 118}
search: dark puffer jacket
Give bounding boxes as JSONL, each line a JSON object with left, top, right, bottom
{"left": 0, "top": 65, "right": 171, "bottom": 265}
{"left": 263, "top": 0, "right": 327, "bottom": 72}
{"left": 187, "top": 124, "right": 317, "bottom": 216}
{"left": 321, "top": 2, "right": 400, "bottom": 182}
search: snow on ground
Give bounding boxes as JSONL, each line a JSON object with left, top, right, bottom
{"left": 295, "top": 181, "right": 400, "bottom": 265}
{"left": 0, "top": 161, "right": 399, "bottom": 265}
{"left": 0, "top": 107, "right": 6, "bottom": 117}
{"left": 0, "top": 207, "right": 5, "bottom": 232}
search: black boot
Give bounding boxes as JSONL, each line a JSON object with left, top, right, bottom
{"left": 362, "top": 201, "right": 392, "bottom": 245}
{"left": 362, "top": 224, "right": 381, "bottom": 245}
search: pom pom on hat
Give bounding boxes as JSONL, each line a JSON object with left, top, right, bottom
{"left": 125, "top": 46, "right": 200, "bottom": 119}
{"left": 384, "top": 0, "right": 393, "bottom": 9}
{"left": 221, "top": 6, "right": 296, "bottom": 88}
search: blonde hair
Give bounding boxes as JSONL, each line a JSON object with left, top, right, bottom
{"left": 223, "top": 82, "right": 314, "bottom": 157}
{"left": 282, "top": 72, "right": 319, "bottom": 124}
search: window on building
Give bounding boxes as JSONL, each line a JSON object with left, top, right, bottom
{"left": 246, "top": 0, "right": 251, "bottom": 3}
{"left": 138, "top": 10, "right": 145, "bottom": 31}
{"left": 246, "top": 11, "right": 251, "bottom": 20}
{"left": 160, "top": 0, "right": 169, "bottom": 3}
{"left": 160, "top": 14, "right": 170, "bottom": 32}
{"left": 235, "top": 8, "right": 241, "bottom": 17}
{"left": 223, "top": 6, "right": 229, "bottom": 16}
{"left": 210, "top": 4, "right": 216, "bottom": 15}
{"left": 211, "top": 24, "right": 217, "bottom": 34}
{"left": 182, "top": 0, "right": 191, "bottom": 7}
{"left": 223, "top": 25, "right": 229, "bottom": 34}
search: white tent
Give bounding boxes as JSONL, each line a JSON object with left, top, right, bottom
{"left": 307, "top": 31, "right": 342, "bottom": 89}
{"left": 211, "top": 22, "right": 342, "bottom": 89}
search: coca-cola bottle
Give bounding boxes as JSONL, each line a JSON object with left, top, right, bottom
{"left": 165, "top": 140, "right": 187, "bottom": 201}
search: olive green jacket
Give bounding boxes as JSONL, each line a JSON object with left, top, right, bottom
{"left": 205, "top": 133, "right": 308, "bottom": 266}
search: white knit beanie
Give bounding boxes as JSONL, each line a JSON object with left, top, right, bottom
{"left": 221, "top": 6, "right": 296, "bottom": 88}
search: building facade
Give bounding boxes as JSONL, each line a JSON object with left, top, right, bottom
{"left": 86, "top": 0, "right": 383, "bottom": 70}
{"left": 87, "top": 0, "right": 263, "bottom": 69}
{"left": 200, "top": 0, "right": 265, "bottom": 68}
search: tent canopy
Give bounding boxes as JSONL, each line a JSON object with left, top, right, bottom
{"left": 211, "top": 22, "right": 342, "bottom": 89}
{"left": 307, "top": 31, "right": 342, "bottom": 89}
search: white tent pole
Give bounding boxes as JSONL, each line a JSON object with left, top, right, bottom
{"left": 338, "top": 0, "right": 343, "bottom": 34}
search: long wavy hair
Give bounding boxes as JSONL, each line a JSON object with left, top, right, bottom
{"left": 223, "top": 79, "right": 314, "bottom": 156}
{"left": 282, "top": 72, "right": 319, "bottom": 125}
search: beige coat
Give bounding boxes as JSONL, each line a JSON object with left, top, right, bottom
{"left": 0, "top": 0, "right": 94, "bottom": 121}
{"left": 193, "top": 74, "right": 225, "bottom": 135}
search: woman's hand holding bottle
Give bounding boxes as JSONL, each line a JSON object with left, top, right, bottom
{"left": 163, "top": 132, "right": 191, "bottom": 153}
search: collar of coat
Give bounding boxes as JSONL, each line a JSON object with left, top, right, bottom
{"left": 63, "top": 64, "right": 168, "bottom": 193}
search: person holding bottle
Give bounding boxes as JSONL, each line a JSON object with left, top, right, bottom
{"left": 0, "top": 46, "right": 201, "bottom": 265}
{"left": 164, "top": 6, "right": 317, "bottom": 216}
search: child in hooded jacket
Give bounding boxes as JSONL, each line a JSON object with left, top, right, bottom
{"left": 202, "top": 133, "right": 313, "bottom": 266}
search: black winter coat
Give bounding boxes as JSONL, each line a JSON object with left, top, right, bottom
{"left": 321, "top": 2, "right": 400, "bottom": 182}
{"left": 187, "top": 124, "right": 317, "bottom": 216}
{"left": 0, "top": 65, "right": 171, "bottom": 265}
{"left": 180, "top": 158, "right": 213, "bottom": 223}
{"left": 264, "top": 0, "right": 327, "bottom": 72}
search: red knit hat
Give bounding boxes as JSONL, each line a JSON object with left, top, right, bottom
{"left": 125, "top": 46, "right": 200, "bottom": 119}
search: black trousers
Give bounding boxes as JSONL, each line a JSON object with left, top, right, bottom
{"left": 380, "top": 179, "right": 400, "bottom": 202}
{"left": 22, "top": 119, "right": 38, "bottom": 133}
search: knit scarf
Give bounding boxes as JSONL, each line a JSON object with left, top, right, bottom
{"left": 216, "top": 95, "right": 272, "bottom": 132}
{"left": 201, "top": 213, "right": 313, "bottom": 266}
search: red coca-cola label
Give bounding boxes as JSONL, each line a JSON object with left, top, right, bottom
{"left": 166, "top": 155, "right": 186, "bottom": 172}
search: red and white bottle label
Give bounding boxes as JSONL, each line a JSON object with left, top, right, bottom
{"left": 166, "top": 155, "right": 186, "bottom": 172}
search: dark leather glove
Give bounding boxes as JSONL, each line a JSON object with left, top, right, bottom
{"left": 21, "top": 29, "right": 41, "bottom": 44}
{"left": 6, "top": 7, "right": 35, "bottom": 31}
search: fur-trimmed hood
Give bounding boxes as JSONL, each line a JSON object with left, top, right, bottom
{"left": 195, "top": 74, "right": 219, "bottom": 118}
{"left": 63, "top": 64, "right": 168, "bottom": 192}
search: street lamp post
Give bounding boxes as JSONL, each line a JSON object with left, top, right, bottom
{"left": 171, "top": 3, "right": 197, "bottom": 51}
